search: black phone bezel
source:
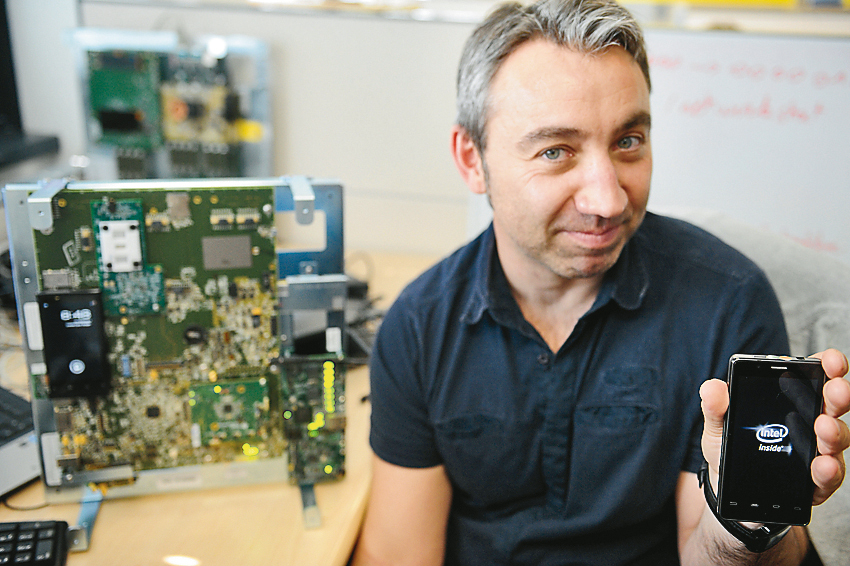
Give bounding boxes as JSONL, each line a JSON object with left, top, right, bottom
{"left": 717, "top": 355, "right": 825, "bottom": 525}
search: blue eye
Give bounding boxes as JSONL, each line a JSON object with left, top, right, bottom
{"left": 617, "top": 136, "right": 641, "bottom": 150}
{"left": 542, "top": 148, "right": 563, "bottom": 160}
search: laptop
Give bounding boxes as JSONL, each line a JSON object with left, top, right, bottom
{"left": 0, "top": 384, "right": 39, "bottom": 496}
{"left": 0, "top": 131, "right": 58, "bottom": 169}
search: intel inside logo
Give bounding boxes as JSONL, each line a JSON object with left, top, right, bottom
{"left": 754, "top": 424, "right": 789, "bottom": 444}
{"left": 745, "top": 424, "right": 793, "bottom": 454}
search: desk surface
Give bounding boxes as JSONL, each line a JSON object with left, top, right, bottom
{"left": 0, "top": 250, "right": 438, "bottom": 566}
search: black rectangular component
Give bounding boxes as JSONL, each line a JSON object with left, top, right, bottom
{"left": 37, "top": 289, "right": 111, "bottom": 398}
{"left": 98, "top": 109, "right": 142, "bottom": 133}
{"left": 717, "top": 355, "right": 825, "bottom": 525}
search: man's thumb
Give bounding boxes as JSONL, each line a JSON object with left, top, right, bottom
{"left": 699, "top": 378, "right": 729, "bottom": 471}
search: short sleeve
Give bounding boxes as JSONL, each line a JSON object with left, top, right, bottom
{"left": 368, "top": 294, "right": 443, "bottom": 468}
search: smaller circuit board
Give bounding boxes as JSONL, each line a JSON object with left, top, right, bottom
{"left": 87, "top": 50, "right": 163, "bottom": 151}
{"left": 281, "top": 357, "right": 346, "bottom": 481}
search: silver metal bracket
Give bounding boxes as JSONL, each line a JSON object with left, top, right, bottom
{"left": 27, "top": 178, "right": 67, "bottom": 231}
{"left": 278, "top": 274, "right": 348, "bottom": 354}
{"left": 288, "top": 175, "right": 315, "bottom": 225}
{"left": 67, "top": 484, "right": 103, "bottom": 552}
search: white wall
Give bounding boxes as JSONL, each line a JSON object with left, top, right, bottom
{"left": 6, "top": 0, "right": 86, "bottom": 163}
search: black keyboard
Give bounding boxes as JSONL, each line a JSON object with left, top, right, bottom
{"left": 0, "top": 521, "right": 68, "bottom": 565}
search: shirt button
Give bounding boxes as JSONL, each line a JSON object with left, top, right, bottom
{"left": 537, "top": 353, "right": 549, "bottom": 365}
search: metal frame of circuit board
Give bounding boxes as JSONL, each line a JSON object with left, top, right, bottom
{"left": 72, "top": 28, "right": 272, "bottom": 180}
{"left": 2, "top": 176, "right": 348, "bottom": 504}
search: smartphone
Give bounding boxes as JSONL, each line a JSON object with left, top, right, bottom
{"left": 717, "top": 354, "right": 826, "bottom": 525}
{"left": 37, "top": 289, "right": 112, "bottom": 398}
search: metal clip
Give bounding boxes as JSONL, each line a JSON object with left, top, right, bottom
{"left": 288, "top": 176, "right": 315, "bottom": 225}
{"left": 67, "top": 484, "right": 103, "bottom": 552}
{"left": 27, "top": 178, "right": 67, "bottom": 231}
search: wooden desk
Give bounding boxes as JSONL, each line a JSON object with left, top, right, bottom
{"left": 0, "top": 250, "right": 438, "bottom": 566}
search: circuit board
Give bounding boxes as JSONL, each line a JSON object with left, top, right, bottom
{"left": 87, "top": 50, "right": 163, "bottom": 152}
{"left": 78, "top": 30, "right": 269, "bottom": 180}
{"left": 6, "top": 178, "right": 347, "bottom": 499}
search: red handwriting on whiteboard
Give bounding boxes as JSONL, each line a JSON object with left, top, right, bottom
{"left": 812, "top": 70, "right": 848, "bottom": 88}
{"left": 768, "top": 66, "right": 807, "bottom": 84}
{"left": 679, "top": 95, "right": 825, "bottom": 123}
{"left": 650, "top": 55, "right": 848, "bottom": 90}
{"left": 783, "top": 232, "right": 841, "bottom": 253}
{"left": 730, "top": 63, "right": 768, "bottom": 81}
{"left": 647, "top": 55, "right": 682, "bottom": 70}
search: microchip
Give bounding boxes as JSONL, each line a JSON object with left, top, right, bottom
{"left": 183, "top": 324, "right": 208, "bottom": 345}
{"left": 41, "top": 269, "right": 75, "bottom": 290}
{"left": 146, "top": 406, "right": 161, "bottom": 418}
{"left": 166, "top": 192, "right": 191, "bottom": 223}
{"left": 55, "top": 410, "right": 74, "bottom": 432}
{"left": 210, "top": 208, "right": 235, "bottom": 230}
{"left": 236, "top": 208, "right": 260, "bottom": 230}
{"left": 201, "top": 235, "right": 252, "bottom": 270}
{"left": 145, "top": 212, "right": 171, "bottom": 232}
{"left": 293, "top": 406, "right": 312, "bottom": 424}
{"left": 97, "top": 219, "right": 143, "bottom": 273}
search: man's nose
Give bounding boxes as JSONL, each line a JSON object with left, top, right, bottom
{"left": 573, "top": 154, "right": 628, "bottom": 219}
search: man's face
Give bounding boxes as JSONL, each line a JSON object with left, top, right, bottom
{"left": 479, "top": 39, "right": 652, "bottom": 281}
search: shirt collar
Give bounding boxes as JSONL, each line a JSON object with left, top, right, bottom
{"left": 593, "top": 227, "right": 648, "bottom": 313}
{"left": 460, "top": 222, "right": 649, "bottom": 326}
{"left": 459, "top": 225, "right": 498, "bottom": 325}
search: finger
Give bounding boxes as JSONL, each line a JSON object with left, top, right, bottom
{"left": 699, "top": 378, "right": 729, "bottom": 424}
{"left": 699, "top": 378, "right": 728, "bottom": 471}
{"left": 822, "top": 374, "right": 850, "bottom": 419}
{"left": 811, "top": 348, "right": 849, "bottom": 379}
{"left": 812, "top": 452, "right": 846, "bottom": 506}
{"left": 815, "top": 413, "right": 850, "bottom": 456}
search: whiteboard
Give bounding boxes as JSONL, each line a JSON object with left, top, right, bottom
{"left": 469, "top": 29, "right": 850, "bottom": 265}
{"left": 645, "top": 28, "right": 850, "bottom": 264}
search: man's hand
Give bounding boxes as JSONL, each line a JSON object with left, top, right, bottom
{"left": 699, "top": 349, "right": 850, "bottom": 504}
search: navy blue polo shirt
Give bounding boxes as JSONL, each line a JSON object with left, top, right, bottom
{"left": 369, "top": 213, "right": 789, "bottom": 565}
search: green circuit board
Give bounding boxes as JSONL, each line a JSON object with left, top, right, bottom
{"left": 87, "top": 51, "right": 163, "bottom": 151}
{"left": 30, "top": 183, "right": 345, "bottom": 487}
{"left": 85, "top": 46, "right": 251, "bottom": 179}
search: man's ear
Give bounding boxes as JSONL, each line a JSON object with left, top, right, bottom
{"left": 450, "top": 125, "right": 487, "bottom": 195}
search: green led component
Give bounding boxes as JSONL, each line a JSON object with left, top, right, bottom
{"left": 280, "top": 356, "right": 346, "bottom": 483}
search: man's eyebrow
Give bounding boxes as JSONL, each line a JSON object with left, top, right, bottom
{"left": 621, "top": 111, "right": 652, "bottom": 132}
{"left": 518, "top": 126, "right": 584, "bottom": 150}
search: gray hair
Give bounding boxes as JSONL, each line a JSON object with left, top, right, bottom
{"left": 456, "top": 0, "right": 650, "bottom": 152}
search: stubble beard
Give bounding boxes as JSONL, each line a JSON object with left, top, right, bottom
{"left": 550, "top": 206, "right": 646, "bottom": 278}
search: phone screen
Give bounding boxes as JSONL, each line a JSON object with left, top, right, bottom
{"left": 717, "top": 356, "right": 825, "bottom": 525}
{"left": 38, "top": 289, "right": 112, "bottom": 398}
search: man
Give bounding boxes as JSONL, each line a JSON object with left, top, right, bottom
{"left": 352, "top": 0, "right": 850, "bottom": 564}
